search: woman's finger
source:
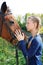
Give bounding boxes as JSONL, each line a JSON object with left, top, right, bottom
{"left": 22, "top": 33, "right": 24, "bottom": 36}
{"left": 16, "top": 30, "right": 20, "bottom": 34}
{"left": 15, "top": 30, "right": 19, "bottom": 35}
{"left": 18, "top": 29, "right": 21, "bottom": 34}
{"left": 14, "top": 30, "right": 18, "bottom": 36}
{"left": 15, "top": 33, "right": 17, "bottom": 38}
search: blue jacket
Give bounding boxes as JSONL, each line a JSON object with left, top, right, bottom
{"left": 18, "top": 34, "right": 42, "bottom": 65}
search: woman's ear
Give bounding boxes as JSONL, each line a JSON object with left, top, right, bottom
{"left": 34, "top": 22, "right": 37, "bottom": 29}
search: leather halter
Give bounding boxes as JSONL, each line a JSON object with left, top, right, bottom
{"left": 0, "top": 12, "right": 16, "bottom": 43}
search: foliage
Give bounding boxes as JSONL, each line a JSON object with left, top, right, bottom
{"left": 39, "top": 26, "right": 43, "bottom": 34}
{"left": 0, "top": 37, "right": 26, "bottom": 65}
{"left": 0, "top": 37, "right": 43, "bottom": 65}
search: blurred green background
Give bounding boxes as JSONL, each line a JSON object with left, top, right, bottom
{"left": 0, "top": 13, "right": 43, "bottom": 65}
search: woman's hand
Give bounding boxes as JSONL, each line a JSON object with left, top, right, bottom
{"left": 15, "top": 30, "right": 24, "bottom": 41}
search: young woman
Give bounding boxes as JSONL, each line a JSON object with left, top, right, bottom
{"left": 15, "top": 16, "right": 42, "bottom": 65}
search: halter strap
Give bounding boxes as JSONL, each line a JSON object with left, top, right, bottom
{"left": 0, "top": 12, "right": 4, "bottom": 36}
{"left": 0, "top": 11, "right": 16, "bottom": 42}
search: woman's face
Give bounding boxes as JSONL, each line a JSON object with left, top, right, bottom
{"left": 26, "top": 19, "right": 35, "bottom": 32}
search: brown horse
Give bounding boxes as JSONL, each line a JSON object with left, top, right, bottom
{"left": 0, "top": 12, "right": 27, "bottom": 45}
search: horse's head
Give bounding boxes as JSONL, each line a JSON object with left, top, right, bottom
{"left": 0, "top": 13, "right": 28, "bottom": 45}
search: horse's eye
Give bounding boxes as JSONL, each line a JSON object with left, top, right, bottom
{"left": 9, "top": 21, "right": 14, "bottom": 26}
{"left": 10, "top": 21, "right": 14, "bottom": 24}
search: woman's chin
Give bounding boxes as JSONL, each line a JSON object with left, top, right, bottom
{"left": 26, "top": 28, "right": 30, "bottom": 31}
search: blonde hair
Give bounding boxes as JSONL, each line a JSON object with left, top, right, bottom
{"left": 27, "top": 16, "right": 41, "bottom": 29}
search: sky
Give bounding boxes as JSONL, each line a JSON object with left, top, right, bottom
{"left": 0, "top": 0, "right": 43, "bottom": 16}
